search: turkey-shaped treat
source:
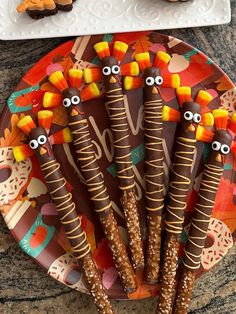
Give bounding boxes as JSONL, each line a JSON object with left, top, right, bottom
{"left": 13, "top": 110, "right": 114, "bottom": 314}
{"left": 156, "top": 87, "right": 215, "bottom": 314}
{"left": 43, "top": 69, "right": 137, "bottom": 293}
{"left": 124, "top": 51, "right": 180, "bottom": 284}
{"left": 84, "top": 41, "right": 144, "bottom": 270}
{"left": 173, "top": 109, "right": 236, "bottom": 314}
{"left": 17, "top": 0, "right": 76, "bottom": 19}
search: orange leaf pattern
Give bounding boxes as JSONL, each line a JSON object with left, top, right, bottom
{"left": 0, "top": 114, "right": 26, "bottom": 147}
{"left": 131, "top": 35, "right": 152, "bottom": 57}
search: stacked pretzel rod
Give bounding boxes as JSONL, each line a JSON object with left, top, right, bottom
{"left": 156, "top": 87, "right": 215, "bottom": 313}
{"left": 84, "top": 41, "right": 145, "bottom": 270}
{"left": 13, "top": 111, "right": 114, "bottom": 314}
{"left": 43, "top": 69, "right": 137, "bottom": 292}
{"left": 173, "top": 110, "right": 235, "bottom": 314}
{"left": 124, "top": 51, "right": 180, "bottom": 283}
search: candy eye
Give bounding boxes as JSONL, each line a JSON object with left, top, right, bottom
{"left": 193, "top": 113, "right": 201, "bottom": 123}
{"left": 63, "top": 98, "right": 71, "bottom": 108}
{"left": 221, "top": 144, "right": 230, "bottom": 155}
{"left": 145, "top": 77, "right": 155, "bottom": 86}
{"left": 155, "top": 76, "right": 163, "bottom": 86}
{"left": 112, "top": 65, "right": 120, "bottom": 75}
{"left": 184, "top": 111, "right": 193, "bottom": 121}
{"left": 212, "top": 141, "right": 221, "bottom": 151}
{"left": 71, "top": 96, "right": 80, "bottom": 105}
{"left": 102, "top": 66, "right": 111, "bottom": 76}
{"left": 38, "top": 135, "right": 47, "bottom": 145}
{"left": 29, "top": 139, "right": 39, "bottom": 150}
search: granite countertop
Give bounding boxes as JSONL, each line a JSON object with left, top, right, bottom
{"left": 0, "top": 1, "right": 236, "bottom": 313}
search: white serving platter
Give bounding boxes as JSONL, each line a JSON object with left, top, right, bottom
{"left": 0, "top": 0, "right": 231, "bottom": 40}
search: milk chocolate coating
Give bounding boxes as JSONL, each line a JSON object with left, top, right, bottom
{"left": 157, "top": 101, "right": 201, "bottom": 313}
{"left": 165, "top": 102, "right": 201, "bottom": 234}
{"left": 62, "top": 87, "right": 137, "bottom": 292}
{"left": 28, "top": 126, "right": 114, "bottom": 313}
{"left": 143, "top": 67, "right": 165, "bottom": 215}
{"left": 100, "top": 55, "right": 144, "bottom": 269}
{"left": 29, "top": 127, "right": 90, "bottom": 259}
{"left": 24, "top": 0, "right": 76, "bottom": 19}
{"left": 26, "top": 8, "right": 58, "bottom": 19}
{"left": 142, "top": 67, "right": 165, "bottom": 283}
{"left": 183, "top": 130, "right": 232, "bottom": 270}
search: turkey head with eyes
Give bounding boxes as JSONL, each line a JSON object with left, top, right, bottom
{"left": 180, "top": 101, "right": 202, "bottom": 139}
{"left": 143, "top": 67, "right": 164, "bottom": 102}
{"left": 62, "top": 87, "right": 84, "bottom": 121}
{"left": 209, "top": 130, "right": 232, "bottom": 165}
{"left": 101, "top": 56, "right": 121, "bottom": 91}
{"left": 28, "top": 126, "right": 53, "bottom": 161}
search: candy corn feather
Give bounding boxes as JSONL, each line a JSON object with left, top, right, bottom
{"left": 43, "top": 92, "right": 62, "bottom": 108}
{"left": 124, "top": 76, "right": 143, "bottom": 90}
{"left": 196, "top": 125, "right": 214, "bottom": 142}
{"left": 68, "top": 69, "right": 83, "bottom": 88}
{"left": 44, "top": 70, "right": 100, "bottom": 106}
{"left": 17, "top": 115, "right": 36, "bottom": 134}
{"left": 153, "top": 51, "right": 172, "bottom": 69}
{"left": 112, "top": 41, "right": 128, "bottom": 62}
{"left": 13, "top": 144, "right": 34, "bottom": 162}
{"left": 200, "top": 112, "right": 214, "bottom": 127}
{"left": 49, "top": 71, "right": 69, "bottom": 92}
{"left": 195, "top": 90, "right": 213, "bottom": 108}
{"left": 125, "top": 51, "right": 180, "bottom": 91}
{"left": 176, "top": 86, "right": 192, "bottom": 107}
{"left": 14, "top": 110, "right": 72, "bottom": 161}
{"left": 83, "top": 68, "right": 102, "bottom": 84}
{"left": 134, "top": 52, "right": 151, "bottom": 72}
{"left": 162, "top": 105, "right": 180, "bottom": 122}
{"left": 228, "top": 112, "right": 236, "bottom": 134}
{"left": 94, "top": 42, "right": 110, "bottom": 60}
{"left": 212, "top": 109, "right": 228, "bottom": 130}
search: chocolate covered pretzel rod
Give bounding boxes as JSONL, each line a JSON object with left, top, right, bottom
{"left": 173, "top": 110, "right": 233, "bottom": 314}
{"left": 85, "top": 41, "right": 144, "bottom": 270}
{"left": 157, "top": 88, "right": 214, "bottom": 314}
{"left": 43, "top": 69, "right": 137, "bottom": 293}
{"left": 13, "top": 111, "right": 114, "bottom": 314}
{"left": 125, "top": 51, "right": 180, "bottom": 283}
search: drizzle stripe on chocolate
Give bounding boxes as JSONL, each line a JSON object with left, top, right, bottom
{"left": 144, "top": 99, "right": 165, "bottom": 213}
{"left": 144, "top": 98, "right": 165, "bottom": 284}
{"left": 183, "top": 163, "right": 223, "bottom": 270}
{"left": 41, "top": 159, "right": 91, "bottom": 259}
{"left": 68, "top": 113, "right": 137, "bottom": 292}
{"left": 69, "top": 118, "right": 112, "bottom": 214}
{"left": 106, "top": 87, "right": 135, "bottom": 190}
{"left": 106, "top": 85, "right": 144, "bottom": 269}
{"left": 165, "top": 136, "right": 196, "bottom": 234}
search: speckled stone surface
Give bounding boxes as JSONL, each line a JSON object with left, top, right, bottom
{"left": 0, "top": 1, "right": 236, "bottom": 313}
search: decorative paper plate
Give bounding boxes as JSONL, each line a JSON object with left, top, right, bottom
{"left": 0, "top": 32, "right": 236, "bottom": 300}
{"left": 0, "top": 0, "right": 231, "bottom": 40}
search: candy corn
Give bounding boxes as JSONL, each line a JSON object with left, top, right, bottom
{"left": 17, "top": 115, "right": 36, "bottom": 134}
{"left": 134, "top": 52, "right": 151, "bottom": 72}
{"left": 49, "top": 71, "right": 69, "bottom": 92}
{"left": 112, "top": 41, "right": 128, "bottom": 62}
{"left": 94, "top": 42, "right": 110, "bottom": 60}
